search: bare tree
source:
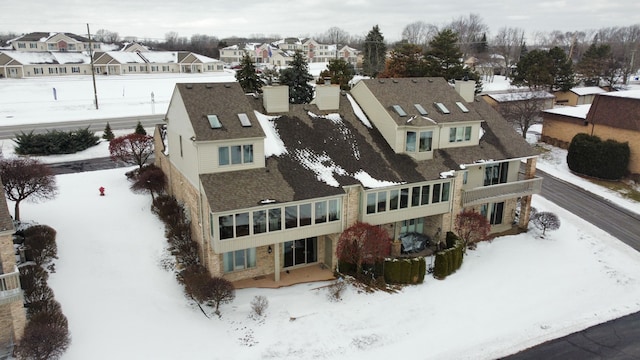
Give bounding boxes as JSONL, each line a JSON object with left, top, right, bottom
{"left": 94, "top": 29, "right": 120, "bottom": 43}
{"left": 108, "top": 133, "right": 154, "bottom": 169}
{"left": 325, "top": 27, "right": 349, "bottom": 56}
{"left": 492, "top": 27, "right": 526, "bottom": 76}
{"left": 0, "top": 158, "right": 57, "bottom": 221}
{"left": 445, "top": 13, "right": 488, "bottom": 58}
{"left": 401, "top": 21, "right": 438, "bottom": 47}
{"left": 531, "top": 211, "right": 561, "bottom": 236}
{"left": 497, "top": 91, "right": 548, "bottom": 138}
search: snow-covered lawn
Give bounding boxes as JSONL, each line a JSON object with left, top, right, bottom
{"left": 5, "top": 73, "right": 640, "bottom": 359}
{"left": 17, "top": 167, "right": 640, "bottom": 360}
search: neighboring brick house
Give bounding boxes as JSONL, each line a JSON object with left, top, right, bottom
{"left": 553, "top": 86, "right": 606, "bottom": 106}
{"left": 542, "top": 90, "right": 640, "bottom": 175}
{"left": 154, "top": 77, "right": 541, "bottom": 285}
{"left": 0, "top": 177, "right": 25, "bottom": 357}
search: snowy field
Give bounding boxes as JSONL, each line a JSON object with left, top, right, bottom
{"left": 4, "top": 72, "right": 640, "bottom": 359}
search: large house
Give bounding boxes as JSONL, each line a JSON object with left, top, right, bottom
{"left": 154, "top": 77, "right": 541, "bottom": 284}
{"left": 0, "top": 177, "right": 25, "bottom": 357}
{"left": 541, "top": 90, "right": 640, "bottom": 175}
{"left": 0, "top": 32, "right": 224, "bottom": 78}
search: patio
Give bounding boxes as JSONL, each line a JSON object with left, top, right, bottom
{"left": 233, "top": 264, "right": 335, "bottom": 289}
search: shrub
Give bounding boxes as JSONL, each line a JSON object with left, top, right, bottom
{"left": 383, "top": 258, "right": 426, "bottom": 284}
{"left": 15, "top": 303, "right": 71, "bottom": 360}
{"left": 102, "top": 122, "right": 115, "bottom": 141}
{"left": 433, "top": 237, "right": 464, "bottom": 280}
{"left": 567, "top": 133, "right": 630, "bottom": 180}
{"left": 14, "top": 128, "right": 99, "bottom": 155}
{"left": 327, "top": 279, "right": 347, "bottom": 301}
{"left": 250, "top": 295, "right": 269, "bottom": 317}
{"left": 23, "top": 225, "right": 58, "bottom": 270}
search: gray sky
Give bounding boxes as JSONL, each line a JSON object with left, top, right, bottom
{"left": 2, "top": 0, "right": 640, "bottom": 43}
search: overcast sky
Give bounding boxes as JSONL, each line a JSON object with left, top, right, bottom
{"left": 2, "top": 0, "right": 640, "bottom": 43}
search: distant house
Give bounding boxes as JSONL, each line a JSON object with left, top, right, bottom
{"left": 553, "top": 86, "right": 606, "bottom": 106}
{"left": 542, "top": 90, "right": 640, "bottom": 175}
{"left": 154, "top": 77, "right": 540, "bottom": 285}
{"left": 7, "top": 32, "right": 101, "bottom": 53}
{"left": 481, "top": 90, "right": 556, "bottom": 111}
{"left": 0, "top": 176, "right": 26, "bottom": 357}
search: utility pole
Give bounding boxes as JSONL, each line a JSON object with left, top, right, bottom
{"left": 87, "top": 23, "right": 99, "bottom": 110}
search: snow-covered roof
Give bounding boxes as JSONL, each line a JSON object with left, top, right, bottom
{"left": 487, "top": 90, "right": 555, "bottom": 102}
{"left": 138, "top": 51, "right": 177, "bottom": 63}
{"left": 600, "top": 89, "right": 640, "bottom": 100}
{"left": 0, "top": 50, "right": 90, "bottom": 64}
{"left": 571, "top": 87, "right": 606, "bottom": 96}
{"left": 543, "top": 104, "right": 591, "bottom": 119}
{"left": 104, "top": 51, "right": 146, "bottom": 63}
{"left": 191, "top": 53, "right": 221, "bottom": 63}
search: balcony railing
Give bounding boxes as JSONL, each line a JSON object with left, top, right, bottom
{"left": 0, "top": 268, "right": 23, "bottom": 306}
{"left": 462, "top": 177, "right": 543, "bottom": 207}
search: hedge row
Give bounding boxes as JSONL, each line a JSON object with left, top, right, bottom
{"left": 567, "top": 133, "right": 630, "bottom": 180}
{"left": 433, "top": 233, "right": 464, "bottom": 280}
{"left": 384, "top": 257, "right": 426, "bottom": 284}
{"left": 14, "top": 127, "right": 100, "bottom": 155}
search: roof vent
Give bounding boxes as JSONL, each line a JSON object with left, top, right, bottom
{"left": 378, "top": 79, "right": 385, "bottom": 84}
{"left": 224, "top": 84, "right": 231, "bottom": 88}
{"left": 392, "top": 79, "right": 398, "bottom": 83}
{"left": 411, "top": 79, "right": 418, "bottom": 83}
{"left": 185, "top": 84, "right": 193, "bottom": 89}
{"left": 205, "top": 84, "right": 213, "bottom": 89}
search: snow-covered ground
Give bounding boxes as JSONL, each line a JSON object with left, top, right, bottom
{"left": 5, "top": 73, "right": 640, "bottom": 359}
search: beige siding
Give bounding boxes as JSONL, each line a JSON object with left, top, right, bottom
{"left": 197, "top": 139, "right": 266, "bottom": 174}
{"left": 350, "top": 82, "right": 400, "bottom": 151}
{"left": 165, "top": 89, "right": 200, "bottom": 187}
{"left": 437, "top": 122, "right": 481, "bottom": 149}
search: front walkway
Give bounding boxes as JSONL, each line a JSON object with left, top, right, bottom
{"left": 233, "top": 264, "right": 335, "bottom": 289}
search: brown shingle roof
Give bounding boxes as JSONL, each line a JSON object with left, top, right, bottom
{"left": 195, "top": 81, "right": 536, "bottom": 213}
{"left": 175, "top": 83, "right": 266, "bottom": 142}
{"left": 587, "top": 92, "right": 640, "bottom": 132}
{"left": 358, "top": 77, "right": 482, "bottom": 126}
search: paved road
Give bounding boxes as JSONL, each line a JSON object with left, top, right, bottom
{"left": 502, "top": 311, "right": 640, "bottom": 360}
{"left": 536, "top": 168, "right": 640, "bottom": 250}
{"left": 0, "top": 114, "right": 165, "bottom": 139}
{"left": 47, "top": 156, "right": 133, "bottom": 175}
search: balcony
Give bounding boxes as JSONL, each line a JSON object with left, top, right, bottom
{"left": 461, "top": 177, "right": 543, "bottom": 207}
{"left": 0, "top": 269, "right": 23, "bottom": 306}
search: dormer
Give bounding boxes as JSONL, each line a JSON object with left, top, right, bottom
{"left": 350, "top": 77, "right": 483, "bottom": 161}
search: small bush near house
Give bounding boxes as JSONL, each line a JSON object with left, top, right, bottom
{"left": 14, "top": 128, "right": 100, "bottom": 155}
{"left": 433, "top": 234, "right": 465, "bottom": 280}
{"left": 531, "top": 211, "right": 561, "bottom": 236}
{"left": 327, "top": 278, "right": 347, "bottom": 302}
{"left": 23, "top": 225, "right": 58, "bottom": 271}
{"left": 15, "top": 303, "right": 71, "bottom": 360}
{"left": 250, "top": 295, "right": 269, "bottom": 317}
{"left": 383, "top": 258, "right": 426, "bottom": 285}
{"left": 567, "top": 133, "right": 630, "bottom": 180}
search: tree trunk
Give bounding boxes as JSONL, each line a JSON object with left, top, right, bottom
{"left": 14, "top": 201, "right": 20, "bottom": 221}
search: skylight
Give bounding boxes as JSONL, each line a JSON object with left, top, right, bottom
{"left": 237, "top": 113, "right": 251, "bottom": 127}
{"left": 435, "top": 102, "right": 450, "bottom": 114}
{"left": 456, "top": 101, "right": 470, "bottom": 113}
{"left": 207, "top": 114, "right": 222, "bottom": 129}
{"left": 414, "top": 104, "right": 428, "bottom": 116}
{"left": 392, "top": 105, "right": 407, "bottom": 117}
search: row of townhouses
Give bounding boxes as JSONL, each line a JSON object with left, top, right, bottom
{"left": 0, "top": 32, "right": 224, "bottom": 78}
{"left": 219, "top": 37, "right": 360, "bottom": 67}
{"left": 154, "top": 77, "right": 542, "bottom": 283}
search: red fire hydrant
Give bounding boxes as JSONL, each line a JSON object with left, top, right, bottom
{"left": 99, "top": 187, "right": 105, "bottom": 196}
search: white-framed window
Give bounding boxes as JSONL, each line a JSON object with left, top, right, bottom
{"left": 365, "top": 181, "right": 449, "bottom": 215}
{"left": 481, "top": 202, "right": 505, "bottom": 225}
{"left": 449, "top": 126, "right": 472, "bottom": 142}
{"left": 406, "top": 130, "right": 433, "bottom": 152}
{"left": 223, "top": 248, "right": 256, "bottom": 272}
{"left": 218, "top": 144, "right": 253, "bottom": 166}
{"left": 71, "top": 67, "right": 80, "bottom": 73}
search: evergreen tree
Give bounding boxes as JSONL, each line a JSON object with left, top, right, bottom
{"left": 424, "top": 29, "right": 465, "bottom": 81}
{"left": 362, "top": 25, "right": 387, "bottom": 77}
{"left": 474, "top": 33, "right": 488, "bottom": 55}
{"left": 510, "top": 49, "right": 554, "bottom": 90}
{"left": 548, "top": 46, "right": 576, "bottom": 91}
{"left": 102, "top": 122, "right": 115, "bottom": 141}
{"left": 379, "top": 43, "right": 427, "bottom": 78}
{"left": 576, "top": 43, "right": 612, "bottom": 86}
{"left": 321, "top": 58, "right": 354, "bottom": 90}
{"left": 235, "top": 52, "right": 263, "bottom": 93}
{"left": 279, "top": 51, "right": 314, "bottom": 104}
{"left": 134, "top": 121, "right": 147, "bottom": 135}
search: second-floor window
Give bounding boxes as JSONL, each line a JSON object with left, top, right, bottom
{"left": 484, "top": 162, "right": 509, "bottom": 186}
{"left": 365, "top": 181, "right": 450, "bottom": 215}
{"left": 219, "top": 144, "right": 253, "bottom": 166}
{"left": 406, "top": 131, "right": 433, "bottom": 152}
{"left": 449, "top": 126, "right": 472, "bottom": 143}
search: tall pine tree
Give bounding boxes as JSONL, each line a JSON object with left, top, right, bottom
{"left": 549, "top": 46, "right": 576, "bottom": 91}
{"left": 235, "top": 52, "right": 263, "bottom": 94}
{"left": 424, "top": 29, "right": 465, "bottom": 81}
{"left": 279, "top": 51, "right": 313, "bottom": 104}
{"left": 362, "top": 25, "right": 387, "bottom": 77}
